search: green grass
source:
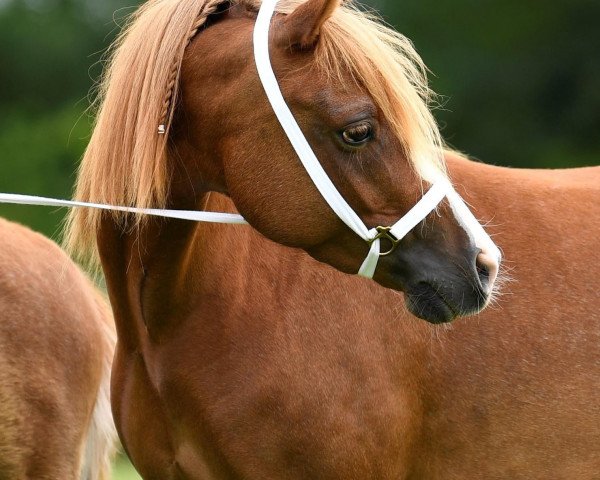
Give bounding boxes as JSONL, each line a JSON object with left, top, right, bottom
{"left": 112, "top": 456, "right": 142, "bottom": 480}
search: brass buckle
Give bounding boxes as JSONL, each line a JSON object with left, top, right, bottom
{"left": 369, "top": 226, "right": 400, "bottom": 256}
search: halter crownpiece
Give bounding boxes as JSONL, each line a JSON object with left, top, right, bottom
{"left": 0, "top": 0, "right": 500, "bottom": 282}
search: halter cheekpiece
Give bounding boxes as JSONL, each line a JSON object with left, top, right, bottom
{"left": 253, "top": 0, "right": 472, "bottom": 278}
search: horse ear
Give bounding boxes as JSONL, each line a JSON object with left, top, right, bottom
{"left": 277, "top": 0, "right": 341, "bottom": 49}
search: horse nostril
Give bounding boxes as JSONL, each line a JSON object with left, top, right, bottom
{"left": 475, "top": 251, "right": 499, "bottom": 296}
{"left": 477, "top": 263, "right": 489, "bottom": 280}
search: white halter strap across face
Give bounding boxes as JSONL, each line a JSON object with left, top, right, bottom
{"left": 0, "top": 0, "right": 500, "bottom": 280}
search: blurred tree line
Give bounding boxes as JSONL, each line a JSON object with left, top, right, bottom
{"left": 1, "top": 0, "right": 599, "bottom": 238}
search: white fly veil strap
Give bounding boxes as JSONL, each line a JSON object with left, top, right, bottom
{"left": 253, "top": 0, "right": 500, "bottom": 279}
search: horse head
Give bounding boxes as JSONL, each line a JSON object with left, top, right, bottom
{"left": 69, "top": 0, "right": 500, "bottom": 324}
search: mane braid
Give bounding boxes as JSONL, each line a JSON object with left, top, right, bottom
{"left": 65, "top": 0, "right": 228, "bottom": 265}
{"left": 159, "top": 0, "right": 224, "bottom": 131}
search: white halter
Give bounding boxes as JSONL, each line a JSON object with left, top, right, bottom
{"left": 253, "top": 0, "right": 499, "bottom": 277}
{"left": 0, "top": 0, "right": 500, "bottom": 280}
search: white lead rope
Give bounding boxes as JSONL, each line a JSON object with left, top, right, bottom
{"left": 0, "top": 193, "right": 248, "bottom": 225}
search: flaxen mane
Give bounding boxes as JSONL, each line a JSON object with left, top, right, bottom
{"left": 66, "top": 0, "right": 444, "bottom": 261}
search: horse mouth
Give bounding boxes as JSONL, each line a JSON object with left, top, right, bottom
{"left": 404, "top": 283, "right": 459, "bottom": 324}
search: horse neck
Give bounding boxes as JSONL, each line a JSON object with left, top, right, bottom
{"left": 98, "top": 194, "right": 212, "bottom": 350}
{"left": 96, "top": 120, "right": 236, "bottom": 346}
{"left": 445, "top": 150, "right": 600, "bottom": 213}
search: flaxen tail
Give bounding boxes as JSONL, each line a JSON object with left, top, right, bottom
{"left": 81, "top": 292, "right": 118, "bottom": 480}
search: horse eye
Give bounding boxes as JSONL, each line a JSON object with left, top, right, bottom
{"left": 341, "top": 123, "right": 373, "bottom": 146}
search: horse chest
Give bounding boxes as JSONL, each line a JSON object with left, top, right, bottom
{"left": 112, "top": 291, "right": 428, "bottom": 480}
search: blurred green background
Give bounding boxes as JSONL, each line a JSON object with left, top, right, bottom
{"left": 0, "top": 0, "right": 598, "bottom": 476}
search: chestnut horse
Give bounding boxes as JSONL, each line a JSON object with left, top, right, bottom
{"left": 0, "top": 217, "right": 117, "bottom": 479}
{"left": 67, "top": 0, "right": 599, "bottom": 478}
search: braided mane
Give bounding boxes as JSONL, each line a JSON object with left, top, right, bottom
{"left": 159, "top": 1, "right": 226, "bottom": 130}
{"left": 66, "top": 0, "right": 226, "bottom": 259}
